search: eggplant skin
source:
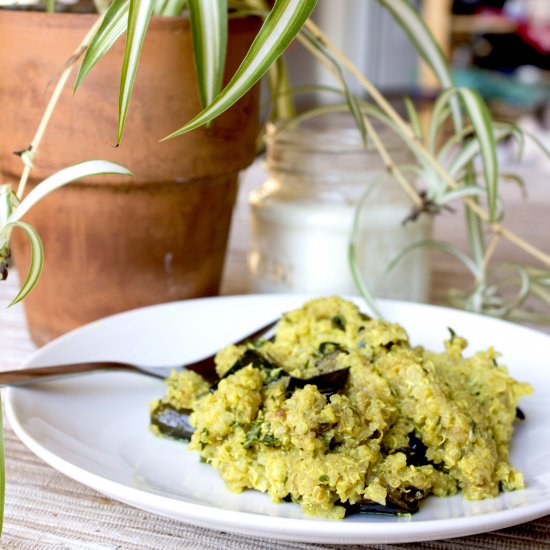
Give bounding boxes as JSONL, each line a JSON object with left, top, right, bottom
{"left": 341, "top": 487, "right": 426, "bottom": 516}
{"left": 285, "top": 367, "right": 350, "bottom": 399}
{"left": 150, "top": 403, "right": 195, "bottom": 441}
{"left": 342, "top": 499, "right": 418, "bottom": 516}
{"left": 209, "top": 349, "right": 282, "bottom": 393}
{"left": 211, "top": 347, "right": 350, "bottom": 400}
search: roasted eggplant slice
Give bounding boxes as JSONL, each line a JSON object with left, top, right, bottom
{"left": 150, "top": 403, "right": 194, "bottom": 441}
{"left": 386, "top": 486, "right": 426, "bottom": 513}
{"left": 331, "top": 315, "right": 346, "bottom": 331}
{"left": 286, "top": 368, "right": 350, "bottom": 399}
{"left": 342, "top": 486, "right": 426, "bottom": 516}
{"left": 393, "top": 432, "right": 430, "bottom": 467}
{"left": 342, "top": 500, "right": 410, "bottom": 516}
{"left": 209, "top": 349, "right": 283, "bottom": 392}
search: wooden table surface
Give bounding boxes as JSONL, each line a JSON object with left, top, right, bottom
{"left": 0, "top": 158, "right": 549, "bottom": 549}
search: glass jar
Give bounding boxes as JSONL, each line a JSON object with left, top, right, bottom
{"left": 248, "top": 112, "right": 432, "bottom": 302}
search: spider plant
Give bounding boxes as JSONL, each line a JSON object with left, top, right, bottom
{"left": 0, "top": 159, "right": 130, "bottom": 536}
{"left": 381, "top": 92, "right": 550, "bottom": 323}
{"left": 75, "top": 0, "right": 317, "bottom": 144}
{"left": 342, "top": 0, "right": 550, "bottom": 323}
{"left": 0, "top": 161, "right": 131, "bottom": 307}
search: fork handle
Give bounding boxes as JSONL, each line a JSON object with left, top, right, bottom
{"left": 0, "top": 362, "right": 136, "bottom": 387}
{"left": 1, "top": 318, "right": 279, "bottom": 387}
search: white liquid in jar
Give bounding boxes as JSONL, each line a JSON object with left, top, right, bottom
{"left": 249, "top": 179, "right": 432, "bottom": 301}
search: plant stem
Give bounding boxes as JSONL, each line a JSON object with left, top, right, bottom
{"left": 361, "top": 116, "right": 423, "bottom": 207}
{"left": 480, "top": 232, "right": 501, "bottom": 279}
{"left": 16, "top": 15, "right": 105, "bottom": 200}
{"left": 266, "top": 57, "right": 296, "bottom": 121}
{"left": 304, "top": 18, "right": 550, "bottom": 270}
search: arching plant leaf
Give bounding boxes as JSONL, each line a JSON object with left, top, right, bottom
{"left": 429, "top": 87, "right": 498, "bottom": 221}
{"left": 117, "top": 0, "right": 155, "bottom": 144}
{"left": 164, "top": 0, "right": 318, "bottom": 139}
{"left": 3, "top": 221, "right": 43, "bottom": 307}
{"left": 386, "top": 238, "right": 481, "bottom": 280}
{"left": 75, "top": 0, "right": 130, "bottom": 93}
{"left": 188, "top": 0, "right": 228, "bottom": 110}
{"left": 9, "top": 160, "right": 132, "bottom": 223}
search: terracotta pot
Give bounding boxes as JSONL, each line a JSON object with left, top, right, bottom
{"left": 0, "top": 11, "right": 260, "bottom": 345}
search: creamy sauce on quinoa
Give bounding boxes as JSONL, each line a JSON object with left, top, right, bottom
{"left": 151, "top": 296, "right": 532, "bottom": 519}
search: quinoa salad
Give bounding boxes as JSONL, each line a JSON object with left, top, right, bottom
{"left": 150, "top": 296, "right": 532, "bottom": 519}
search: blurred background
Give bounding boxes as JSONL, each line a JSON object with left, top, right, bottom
{"left": 284, "top": 0, "right": 550, "bottom": 158}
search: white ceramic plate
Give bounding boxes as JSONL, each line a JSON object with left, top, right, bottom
{"left": 5, "top": 295, "right": 550, "bottom": 544}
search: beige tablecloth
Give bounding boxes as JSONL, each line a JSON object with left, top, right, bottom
{"left": 1, "top": 160, "right": 549, "bottom": 549}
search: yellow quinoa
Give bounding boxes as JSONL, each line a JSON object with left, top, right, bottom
{"left": 151, "top": 296, "right": 532, "bottom": 519}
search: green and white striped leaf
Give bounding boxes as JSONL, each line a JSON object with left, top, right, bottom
{"left": 461, "top": 159, "right": 486, "bottom": 270}
{"left": 4, "top": 221, "right": 44, "bottom": 307}
{"left": 403, "top": 96, "right": 423, "bottom": 141}
{"left": 446, "top": 124, "right": 512, "bottom": 178}
{"left": 495, "top": 122, "right": 526, "bottom": 160}
{"left": 164, "top": 0, "right": 318, "bottom": 139}
{"left": 490, "top": 263, "right": 531, "bottom": 315}
{"left": 154, "top": 0, "right": 187, "bottom": 16}
{"left": 457, "top": 89, "right": 498, "bottom": 220}
{"left": 524, "top": 129, "right": 550, "bottom": 159}
{"left": 188, "top": 0, "right": 228, "bottom": 110}
{"left": 438, "top": 184, "right": 485, "bottom": 205}
{"left": 265, "top": 57, "right": 296, "bottom": 121}
{"left": 117, "top": 0, "right": 155, "bottom": 144}
{"left": 387, "top": 239, "right": 481, "bottom": 279}
{"left": 501, "top": 173, "right": 527, "bottom": 197}
{"left": 465, "top": 201, "right": 485, "bottom": 268}
{"left": 0, "top": 185, "right": 15, "bottom": 230}
{"left": 8, "top": 160, "right": 132, "bottom": 224}
{"left": 437, "top": 124, "right": 484, "bottom": 167}
{"left": 431, "top": 87, "right": 498, "bottom": 221}
{"left": 378, "top": 0, "right": 463, "bottom": 130}
{"left": 75, "top": 0, "right": 130, "bottom": 93}
{"left": 427, "top": 100, "right": 453, "bottom": 155}
{"left": 524, "top": 266, "right": 550, "bottom": 285}
{"left": 379, "top": 0, "right": 501, "bottom": 221}
{"left": 0, "top": 185, "right": 17, "bottom": 261}
{"left": 378, "top": 0, "right": 453, "bottom": 88}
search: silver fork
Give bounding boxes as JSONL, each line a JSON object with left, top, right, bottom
{"left": 0, "top": 319, "right": 278, "bottom": 387}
